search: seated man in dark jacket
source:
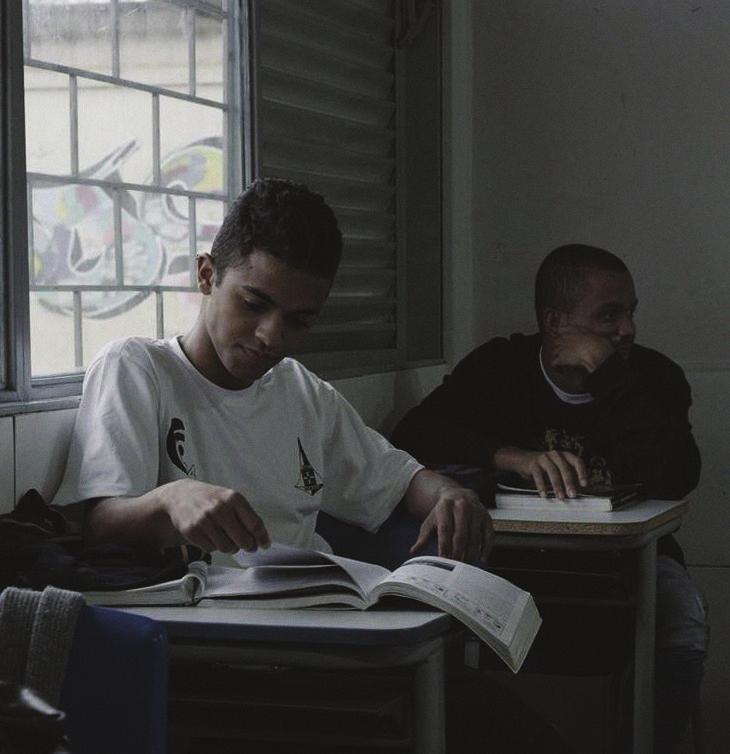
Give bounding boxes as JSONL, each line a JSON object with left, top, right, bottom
{"left": 392, "top": 244, "right": 709, "bottom": 752}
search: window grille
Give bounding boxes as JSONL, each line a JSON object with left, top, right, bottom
{"left": 22, "top": 0, "right": 242, "bottom": 378}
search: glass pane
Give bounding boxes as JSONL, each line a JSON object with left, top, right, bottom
{"left": 128, "top": 190, "right": 184, "bottom": 286}
{"left": 160, "top": 97, "right": 224, "bottom": 194}
{"left": 77, "top": 81, "right": 153, "bottom": 186}
{"left": 119, "top": 0, "right": 190, "bottom": 94}
{"left": 132, "top": 194, "right": 224, "bottom": 287}
{"left": 31, "top": 182, "right": 117, "bottom": 289}
{"left": 196, "top": 198, "right": 225, "bottom": 256}
{"left": 24, "top": 67, "right": 71, "bottom": 176}
{"left": 197, "top": 12, "right": 225, "bottom": 103}
{"left": 30, "top": 291, "right": 78, "bottom": 376}
{"left": 27, "top": 0, "right": 112, "bottom": 75}
{"left": 83, "top": 292, "right": 158, "bottom": 365}
{"left": 163, "top": 291, "right": 201, "bottom": 339}
{"left": 24, "top": 0, "right": 239, "bottom": 379}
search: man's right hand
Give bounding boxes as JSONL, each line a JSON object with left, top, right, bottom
{"left": 493, "top": 447, "right": 588, "bottom": 499}
{"left": 550, "top": 327, "right": 615, "bottom": 373}
{"left": 160, "top": 479, "right": 270, "bottom": 554}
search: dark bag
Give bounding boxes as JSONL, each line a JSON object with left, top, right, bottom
{"left": 0, "top": 489, "right": 203, "bottom": 592}
{"left": 0, "top": 681, "right": 72, "bottom": 754}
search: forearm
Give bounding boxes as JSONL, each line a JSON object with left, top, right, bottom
{"left": 493, "top": 446, "right": 530, "bottom": 474}
{"left": 597, "top": 384, "right": 698, "bottom": 497}
{"left": 588, "top": 356, "right": 701, "bottom": 497}
{"left": 85, "top": 479, "right": 270, "bottom": 553}
{"left": 84, "top": 484, "right": 180, "bottom": 548}
{"left": 402, "top": 469, "right": 471, "bottom": 520}
{"left": 607, "top": 418, "right": 700, "bottom": 498}
{"left": 402, "top": 469, "right": 493, "bottom": 562}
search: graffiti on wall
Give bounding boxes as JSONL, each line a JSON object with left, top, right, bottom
{"left": 31, "top": 136, "right": 224, "bottom": 319}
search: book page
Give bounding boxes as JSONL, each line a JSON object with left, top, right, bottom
{"left": 495, "top": 494, "right": 613, "bottom": 512}
{"left": 82, "top": 562, "right": 205, "bottom": 606}
{"left": 370, "top": 556, "right": 541, "bottom": 672}
{"left": 321, "top": 552, "right": 391, "bottom": 597}
{"left": 196, "top": 591, "right": 366, "bottom": 609}
{"left": 497, "top": 481, "right": 641, "bottom": 500}
{"left": 234, "top": 542, "right": 391, "bottom": 600}
{"left": 234, "top": 542, "right": 337, "bottom": 567}
{"left": 201, "top": 563, "right": 366, "bottom": 600}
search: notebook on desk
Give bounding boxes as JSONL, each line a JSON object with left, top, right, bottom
{"left": 495, "top": 479, "right": 643, "bottom": 512}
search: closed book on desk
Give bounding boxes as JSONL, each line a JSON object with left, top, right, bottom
{"left": 83, "top": 543, "right": 541, "bottom": 673}
{"left": 495, "top": 481, "right": 643, "bottom": 512}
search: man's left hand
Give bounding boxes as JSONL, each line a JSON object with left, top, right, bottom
{"left": 409, "top": 483, "right": 493, "bottom": 563}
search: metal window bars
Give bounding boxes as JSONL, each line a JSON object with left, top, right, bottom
{"left": 22, "top": 0, "right": 238, "bottom": 374}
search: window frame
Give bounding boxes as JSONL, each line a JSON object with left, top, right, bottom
{"left": 2, "top": 0, "right": 40, "bottom": 409}
{"left": 2, "top": 0, "right": 254, "bottom": 413}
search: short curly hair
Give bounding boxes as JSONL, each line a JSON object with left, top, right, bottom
{"left": 209, "top": 178, "right": 343, "bottom": 281}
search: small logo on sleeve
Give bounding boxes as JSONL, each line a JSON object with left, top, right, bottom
{"left": 166, "top": 417, "right": 196, "bottom": 478}
{"left": 294, "top": 438, "right": 323, "bottom": 496}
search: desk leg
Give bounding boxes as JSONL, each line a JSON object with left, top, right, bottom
{"left": 413, "top": 642, "right": 446, "bottom": 754}
{"left": 634, "top": 541, "right": 657, "bottom": 754}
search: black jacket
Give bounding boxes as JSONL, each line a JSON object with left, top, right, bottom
{"left": 392, "top": 333, "right": 701, "bottom": 501}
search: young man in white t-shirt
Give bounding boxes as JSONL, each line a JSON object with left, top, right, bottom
{"left": 54, "top": 178, "right": 493, "bottom": 563}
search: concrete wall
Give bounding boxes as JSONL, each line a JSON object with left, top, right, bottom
{"left": 471, "top": 1, "right": 729, "bottom": 749}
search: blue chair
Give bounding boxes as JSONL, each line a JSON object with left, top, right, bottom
{"left": 59, "top": 605, "right": 168, "bottom": 754}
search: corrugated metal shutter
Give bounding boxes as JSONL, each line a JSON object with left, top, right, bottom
{"left": 257, "top": 0, "right": 399, "bottom": 370}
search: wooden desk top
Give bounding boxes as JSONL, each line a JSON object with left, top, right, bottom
{"left": 490, "top": 498, "right": 688, "bottom": 536}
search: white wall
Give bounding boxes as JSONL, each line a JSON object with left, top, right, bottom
{"left": 441, "top": 0, "right": 478, "bottom": 365}
{"left": 332, "top": 365, "right": 447, "bottom": 437}
{"left": 471, "top": 1, "right": 729, "bottom": 749}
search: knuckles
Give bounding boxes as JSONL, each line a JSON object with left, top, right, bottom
{"left": 434, "top": 492, "right": 486, "bottom": 525}
{"left": 212, "top": 487, "right": 241, "bottom": 506}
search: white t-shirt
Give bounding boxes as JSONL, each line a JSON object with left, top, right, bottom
{"left": 53, "top": 337, "right": 423, "bottom": 550}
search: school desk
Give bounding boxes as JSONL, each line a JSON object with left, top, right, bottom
{"left": 489, "top": 498, "right": 688, "bottom": 754}
{"left": 123, "top": 604, "right": 456, "bottom": 753}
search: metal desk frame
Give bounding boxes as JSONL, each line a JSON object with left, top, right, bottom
{"left": 490, "top": 498, "right": 688, "bottom": 754}
{"left": 125, "top": 606, "right": 456, "bottom": 754}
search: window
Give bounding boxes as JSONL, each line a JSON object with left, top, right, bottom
{"left": 23, "top": 0, "right": 242, "bottom": 380}
{"left": 1, "top": 0, "right": 442, "bottom": 409}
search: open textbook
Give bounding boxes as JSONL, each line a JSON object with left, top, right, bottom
{"left": 496, "top": 480, "right": 643, "bottom": 512}
{"left": 83, "top": 543, "right": 541, "bottom": 672}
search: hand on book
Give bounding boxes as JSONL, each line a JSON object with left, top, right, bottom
{"left": 494, "top": 447, "right": 588, "bottom": 500}
{"left": 409, "top": 485, "right": 493, "bottom": 564}
{"left": 163, "top": 479, "right": 271, "bottom": 554}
